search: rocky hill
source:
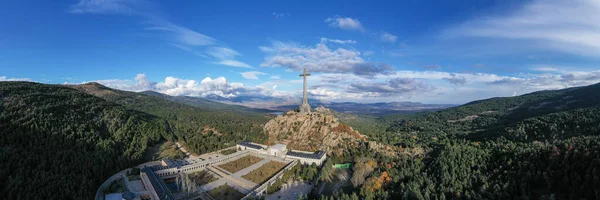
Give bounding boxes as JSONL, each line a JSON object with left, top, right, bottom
{"left": 264, "top": 107, "right": 366, "bottom": 153}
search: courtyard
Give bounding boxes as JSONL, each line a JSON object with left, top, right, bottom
{"left": 218, "top": 155, "right": 264, "bottom": 173}
{"left": 242, "top": 161, "right": 287, "bottom": 184}
{"left": 208, "top": 184, "right": 246, "bottom": 200}
{"left": 99, "top": 141, "right": 325, "bottom": 200}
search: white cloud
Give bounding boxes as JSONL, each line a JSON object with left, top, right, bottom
{"left": 270, "top": 75, "right": 281, "bottom": 79}
{"left": 258, "top": 46, "right": 275, "bottom": 52}
{"left": 145, "top": 21, "right": 217, "bottom": 47}
{"left": 0, "top": 76, "right": 32, "bottom": 82}
{"left": 320, "top": 37, "right": 357, "bottom": 45}
{"left": 446, "top": 0, "right": 600, "bottom": 57}
{"left": 259, "top": 40, "right": 394, "bottom": 78}
{"left": 348, "top": 78, "right": 434, "bottom": 97}
{"left": 90, "top": 74, "right": 247, "bottom": 98}
{"left": 70, "top": 0, "right": 250, "bottom": 67}
{"left": 325, "top": 16, "right": 364, "bottom": 31}
{"left": 86, "top": 69, "right": 600, "bottom": 105}
{"left": 241, "top": 71, "right": 267, "bottom": 80}
{"left": 213, "top": 60, "right": 252, "bottom": 68}
{"left": 387, "top": 70, "right": 505, "bottom": 83}
{"left": 307, "top": 69, "right": 600, "bottom": 103}
{"left": 487, "top": 70, "right": 600, "bottom": 90}
{"left": 309, "top": 87, "right": 362, "bottom": 100}
{"left": 134, "top": 73, "right": 151, "bottom": 88}
{"left": 272, "top": 12, "right": 289, "bottom": 19}
{"left": 69, "top": 0, "right": 140, "bottom": 15}
{"left": 532, "top": 66, "right": 560, "bottom": 72}
{"left": 154, "top": 76, "right": 243, "bottom": 97}
{"left": 205, "top": 47, "right": 240, "bottom": 59}
{"left": 380, "top": 32, "right": 398, "bottom": 43}
{"left": 363, "top": 50, "right": 374, "bottom": 56}
{"left": 442, "top": 74, "right": 467, "bottom": 85}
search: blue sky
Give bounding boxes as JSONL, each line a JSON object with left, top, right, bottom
{"left": 1, "top": 0, "right": 600, "bottom": 105}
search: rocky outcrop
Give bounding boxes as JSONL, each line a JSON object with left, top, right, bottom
{"left": 314, "top": 106, "right": 333, "bottom": 114}
{"left": 263, "top": 110, "right": 365, "bottom": 153}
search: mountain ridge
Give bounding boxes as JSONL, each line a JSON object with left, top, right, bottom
{"left": 139, "top": 90, "right": 277, "bottom": 115}
{"left": 131, "top": 88, "right": 456, "bottom": 115}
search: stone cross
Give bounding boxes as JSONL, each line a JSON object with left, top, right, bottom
{"left": 299, "top": 68, "right": 311, "bottom": 113}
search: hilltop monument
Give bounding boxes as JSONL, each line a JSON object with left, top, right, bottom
{"left": 299, "top": 68, "right": 311, "bottom": 113}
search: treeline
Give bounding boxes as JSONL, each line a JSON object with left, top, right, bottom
{"left": 318, "top": 138, "right": 600, "bottom": 199}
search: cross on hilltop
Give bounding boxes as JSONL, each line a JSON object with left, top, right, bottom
{"left": 299, "top": 68, "right": 311, "bottom": 113}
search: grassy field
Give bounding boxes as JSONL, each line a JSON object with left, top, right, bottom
{"left": 242, "top": 161, "right": 287, "bottom": 184}
{"left": 189, "top": 170, "right": 218, "bottom": 186}
{"left": 208, "top": 184, "right": 245, "bottom": 200}
{"left": 218, "top": 155, "right": 264, "bottom": 173}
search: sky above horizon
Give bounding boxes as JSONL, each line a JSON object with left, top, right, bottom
{"left": 1, "top": 0, "right": 600, "bottom": 104}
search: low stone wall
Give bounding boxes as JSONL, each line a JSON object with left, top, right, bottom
{"left": 241, "top": 159, "right": 299, "bottom": 200}
{"left": 140, "top": 172, "right": 160, "bottom": 200}
{"left": 154, "top": 150, "right": 251, "bottom": 177}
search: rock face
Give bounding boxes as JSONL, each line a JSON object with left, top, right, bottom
{"left": 314, "top": 106, "right": 333, "bottom": 114}
{"left": 264, "top": 110, "right": 365, "bottom": 153}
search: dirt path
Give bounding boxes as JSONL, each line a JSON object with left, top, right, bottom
{"left": 176, "top": 142, "right": 193, "bottom": 157}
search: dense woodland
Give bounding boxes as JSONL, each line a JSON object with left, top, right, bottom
{"left": 0, "top": 82, "right": 168, "bottom": 199}
{"left": 0, "top": 82, "right": 268, "bottom": 199}
{"left": 70, "top": 82, "right": 269, "bottom": 154}
{"left": 329, "top": 82, "right": 600, "bottom": 199}
{"left": 2, "top": 81, "right": 600, "bottom": 199}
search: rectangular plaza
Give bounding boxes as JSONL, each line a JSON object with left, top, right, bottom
{"left": 123, "top": 141, "right": 326, "bottom": 200}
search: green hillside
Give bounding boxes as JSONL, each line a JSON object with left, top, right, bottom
{"left": 0, "top": 82, "right": 272, "bottom": 199}
{"left": 140, "top": 90, "right": 275, "bottom": 115}
{"left": 330, "top": 83, "right": 600, "bottom": 199}
{"left": 70, "top": 83, "right": 270, "bottom": 154}
{"left": 0, "top": 82, "right": 169, "bottom": 199}
{"left": 385, "top": 82, "right": 600, "bottom": 142}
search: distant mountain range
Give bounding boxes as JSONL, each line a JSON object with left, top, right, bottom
{"left": 156, "top": 93, "right": 455, "bottom": 115}
{"left": 140, "top": 91, "right": 277, "bottom": 115}
{"left": 273, "top": 101, "right": 455, "bottom": 115}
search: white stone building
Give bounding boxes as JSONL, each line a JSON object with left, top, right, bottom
{"left": 285, "top": 150, "right": 327, "bottom": 166}
{"left": 236, "top": 141, "right": 326, "bottom": 166}
{"left": 236, "top": 140, "right": 266, "bottom": 153}
{"left": 268, "top": 144, "right": 287, "bottom": 158}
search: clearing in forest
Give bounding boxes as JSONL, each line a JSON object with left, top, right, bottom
{"left": 242, "top": 161, "right": 287, "bottom": 184}
{"left": 218, "top": 155, "right": 264, "bottom": 173}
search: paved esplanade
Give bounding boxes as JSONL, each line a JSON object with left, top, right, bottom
{"left": 202, "top": 156, "right": 276, "bottom": 191}
{"left": 299, "top": 68, "right": 311, "bottom": 113}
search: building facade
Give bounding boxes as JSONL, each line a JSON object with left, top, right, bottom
{"left": 236, "top": 141, "right": 326, "bottom": 166}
